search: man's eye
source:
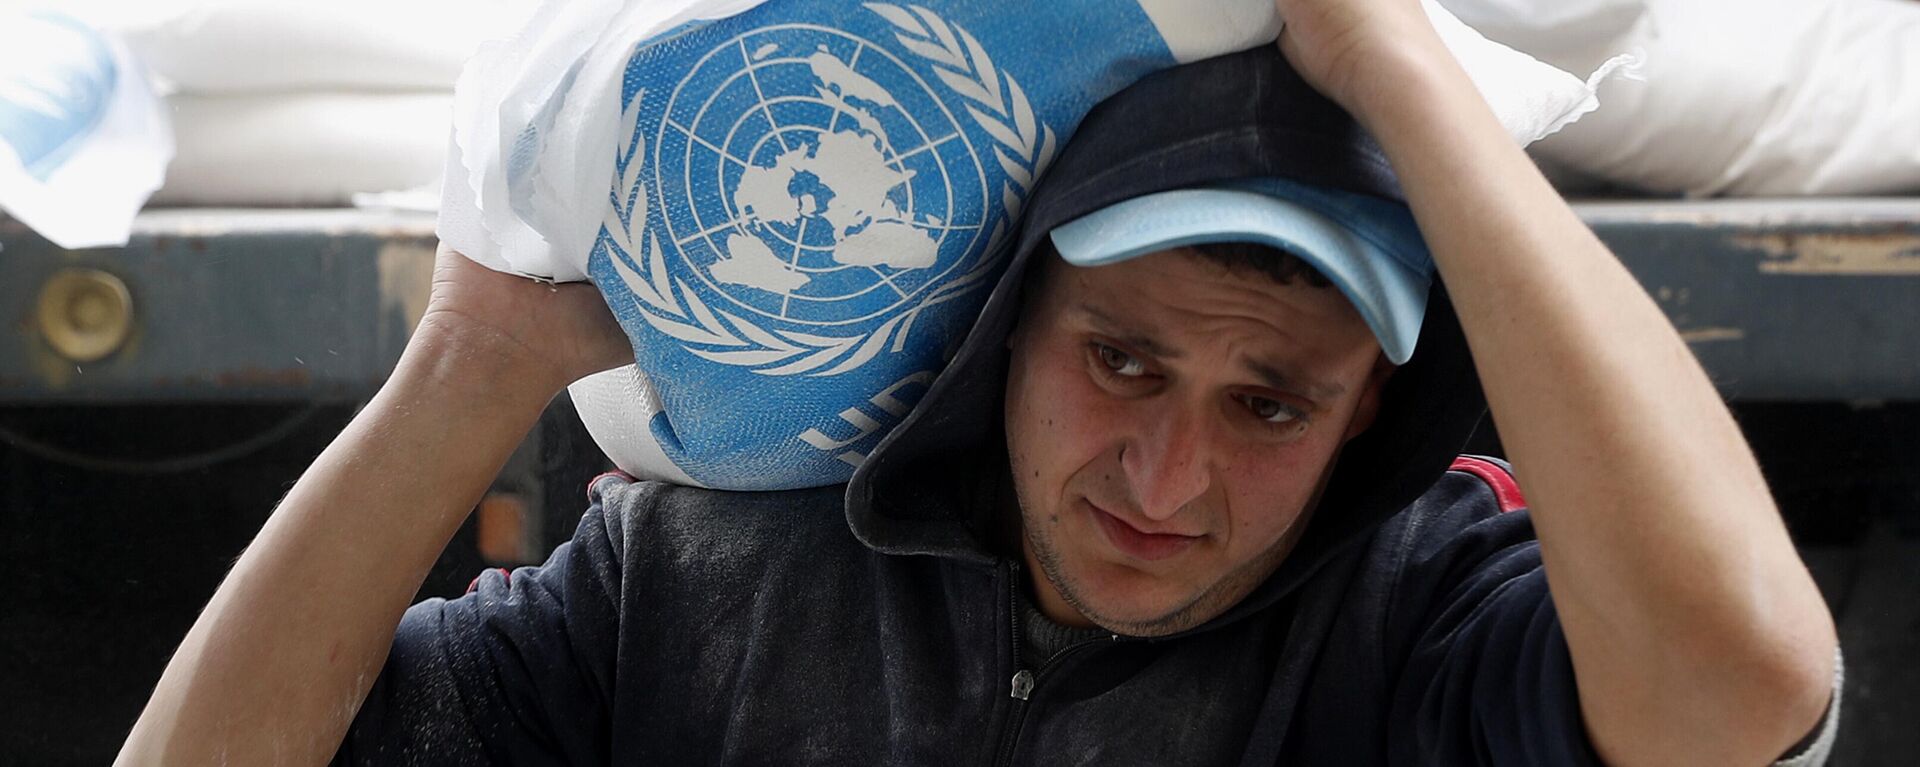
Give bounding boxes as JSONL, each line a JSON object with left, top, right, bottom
{"left": 1236, "top": 394, "right": 1303, "bottom": 424}
{"left": 1094, "top": 343, "right": 1146, "bottom": 377}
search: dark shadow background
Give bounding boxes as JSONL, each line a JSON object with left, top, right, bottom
{"left": 2, "top": 398, "right": 1913, "bottom": 765}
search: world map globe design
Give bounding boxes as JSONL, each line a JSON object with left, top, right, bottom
{"left": 654, "top": 25, "right": 989, "bottom": 327}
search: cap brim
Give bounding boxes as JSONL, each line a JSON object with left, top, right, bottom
{"left": 1049, "top": 188, "right": 1429, "bottom": 365}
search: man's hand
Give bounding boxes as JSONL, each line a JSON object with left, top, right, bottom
{"left": 1269, "top": 2, "right": 1839, "bottom": 765}
{"left": 1269, "top": 0, "right": 1452, "bottom": 124}
{"left": 416, "top": 244, "right": 633, "bottom": 400}
{"left": 118, "top": 246, "right": 631, "bottom": 766}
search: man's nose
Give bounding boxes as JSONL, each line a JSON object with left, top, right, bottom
{"left": 1121, "top": 404, "right": 1212, "bottom": 521}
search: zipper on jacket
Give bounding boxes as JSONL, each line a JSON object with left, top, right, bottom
{"left": 991, "top": 562, "right": 1124, "bottom": 766}
{"left": 993, "top": 562, "right": 1028, "bottom": 766}
{"left": 1009, "top": 670, "right": 1034, "bottom": 700}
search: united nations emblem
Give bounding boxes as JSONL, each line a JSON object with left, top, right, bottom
{"left": 602, "top": 3, "right": 1055, "bottom": 377}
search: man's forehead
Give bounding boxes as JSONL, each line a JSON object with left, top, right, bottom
{"left": 1038, "top": 244, "right": 1362, "bottom": 319}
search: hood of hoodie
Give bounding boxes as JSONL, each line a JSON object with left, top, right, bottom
{"left": 844, "top": 46, "right": 1488, "bottom": 632}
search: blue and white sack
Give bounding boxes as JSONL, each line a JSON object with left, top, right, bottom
{"left": 440, "top": 0, "right": 1613, "bottom": 490}
{"left": 0, "top": 10, "right": 171, "bottom": 249}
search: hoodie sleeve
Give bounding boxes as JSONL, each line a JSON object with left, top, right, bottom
{"left": 1383, "top": 464, "right": 1841, "bottom": 766}
{"left": 331, "top": 475, "right": 635, "bottom": 766}
{"left": 1382, "top": 466, "right": 1602, "bottom": 767}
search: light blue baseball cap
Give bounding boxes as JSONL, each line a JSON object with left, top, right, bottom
{"left": 1048, "top": 176, "right": 1434, "bottom": 365}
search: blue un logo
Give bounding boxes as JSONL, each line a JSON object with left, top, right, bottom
{"left": 571, "top": 0, "right": 1214, "bottom": 488}
{"left": 599, "top": 3, "right": 1056, "bottom": 379}
{"left": 657, "top": 25, "right": 989, "bottom": 328}
{"left": 584, "top": 1, "right": 1065, "bottom": 488}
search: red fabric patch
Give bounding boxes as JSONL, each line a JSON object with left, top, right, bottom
{"left": 1449, "top": 456, "right": 1527, "bottom": 513}
{"left": 586, "top": 470, "right": 637, "bottom": 501}
{"left": 465, "top": 567, "right": 512, "bottom": 594}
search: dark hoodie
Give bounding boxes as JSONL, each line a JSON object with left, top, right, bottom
{"left": 337, "top": 49, "right": 1601, "bottom": 765}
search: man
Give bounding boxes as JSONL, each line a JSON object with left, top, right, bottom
{"left": 121, "top": 1, "right": 1838, "bottom": 764}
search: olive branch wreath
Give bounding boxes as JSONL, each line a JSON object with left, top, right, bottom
{"left": 602, "top": 2, "right": 1057, "bottom": 377}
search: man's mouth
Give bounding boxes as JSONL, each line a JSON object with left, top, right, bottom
{"left": 1087, "top": 502, "right": 1201, "bottom": 562}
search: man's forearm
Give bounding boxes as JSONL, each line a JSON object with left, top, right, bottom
{"left": 118, "top": 326, "right": 560, "bottom": 766}
{"left": 1354, "top": 58, "right": 1835, "bottom": 765}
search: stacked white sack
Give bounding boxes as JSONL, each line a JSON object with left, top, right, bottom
{"left": 0, "top": 10, "right": 171, "bottom": 249}
{"left": 157, "top": 93, "right": 452, "bottom": 207}
{"left": 449, "top": 0, "right": 1619, "bottom": 489}
{"left": 61, "top": 0, "right": 535, "bottom": 206}
{"left": 1442, "top": 0, "right": 1920, "bottom": 197}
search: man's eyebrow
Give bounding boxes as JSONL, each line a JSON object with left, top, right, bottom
{"left": 1246, "top": 359, "right": 1347, "bottom": 403}
{"left": 1078, "top": 302, "right": 1349, "bottom": 402}
{"left": 1076, "top": 303, "right": 1182, "bottom": 359}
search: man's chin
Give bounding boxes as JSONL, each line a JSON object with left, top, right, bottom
{"left": 1060, "top": 566, "right": 1215, "bottom": 636}
{"left": 1077, "top": 601, "right": 1209, "bottom": 638}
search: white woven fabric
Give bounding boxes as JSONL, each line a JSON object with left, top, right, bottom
{"left": 1445, "top": 0, "right": 1920, "bottom": 196}
{"left": 151, "top": 92, "right": 449, "bottom": 206}
{"left": 0, "top": 10, "right": 171, "bottom": 248}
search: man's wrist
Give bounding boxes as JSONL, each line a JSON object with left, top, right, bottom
{"left": 394, "top": 316, "right": 568, "bottom": 418}
{"left": 1343, "top": 49, "right": 1481, "bottom": 145}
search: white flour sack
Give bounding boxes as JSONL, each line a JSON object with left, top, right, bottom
{"left": 1444, "top": 0, "right": 1920, "bottom": 196}
{"left": 441, "top": 0, "right": 1608, "bottom": 490}
{"left": 0, "top": 10, "right": 171, "bottom": 249}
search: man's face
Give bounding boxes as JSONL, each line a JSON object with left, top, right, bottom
{"left": 1005, "top": 248, "right": 1391, "bottom": 636}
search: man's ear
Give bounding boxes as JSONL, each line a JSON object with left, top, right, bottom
{"left": 1341, "top": 353, "right": 1396, "bottom": 442}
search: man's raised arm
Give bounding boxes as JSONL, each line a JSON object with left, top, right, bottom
{"left": 1270, "top": 1, "right": 1837, "bottom": 763}
{"left": 115, "top": 247, "right": 632, "bottom": 765}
